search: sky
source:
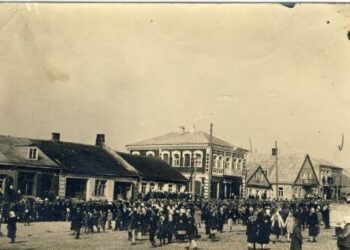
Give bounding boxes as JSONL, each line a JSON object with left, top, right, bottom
{"left": 0, "top": 3, "right": 350, "bottom": 169}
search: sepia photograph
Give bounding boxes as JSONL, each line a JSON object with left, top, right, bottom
{"left": 0, "top": 3, "right": 350, "bottom": 249}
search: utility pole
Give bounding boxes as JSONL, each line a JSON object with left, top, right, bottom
{"left": 192, "top": 163, "right": 197, "bottom": 201}
{"left": 274, "top": 141, "right": 279, "bottom": 201}
{"left": 208, "top": 123, "right": 213, "bottom": 199}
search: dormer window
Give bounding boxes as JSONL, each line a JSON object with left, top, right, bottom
{"left": 28, "top": 147, "right": 38, "bottom": 160}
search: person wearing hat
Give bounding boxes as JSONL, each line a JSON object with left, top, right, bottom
{"left": 256, "top": 208, "right": 271, "bottom": 249}
{"left": 148, "top": 208, "right": 159, "bottom": 247}
{"left": 72, "top": 206, "right": 83, "bottom": 239}
{"left": 7, "top": 210, "right": 17, "bottom": 243}
{"left": 246, "top": 214, "right": 258, "bottom": 250}
{"left": 307, "top": 207, "right": 319, "bottom": 242}
{"left": 290, "top": 218, "right": 303, "bottom": 250}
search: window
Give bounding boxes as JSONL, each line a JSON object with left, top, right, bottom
{"left": 18, "top": 172, "right": 35, "bottom": 195}
{"left": 278, "top": 187, "right": 284, "bottom": 197}
{"left": 168, "top": 184, "right": 173, "bottom": 193}
{"left": 254, "top": 173, "right": 259, "bottom": 181}
{"left": 225, "top": 157, "right": 231, "bottom": 169}
{"left": 263, "top": 169, "right": 268, "bottom": 176}
{"left": 237, "top": 159, "right": 242, "bottom": 170}
{"left": 161, "top": 152, "right": 170, "bottom": 164}
{"left": 158, "top": 183, "right": 164, "bottom": 191}
{"left": 302, "top": 171, "right": 311, "bottom": 180}
{"left": 94, "top": 179, "right": 107, "bottom": 196}
{"left": 28, "top": 147, "right": 38, "bottom": 160}
{"left": 183, "top": 153, "right": 191, "bottom": 167}
{"left": 176, "top": 184, "right": 181, "bottom": 192}
{"left": 141, "top": 183, "right": 147, "bottom": 194}
{"left": 172, "top": 152, "right": 180, "bottom": 167}
{"left": 193, "top": 151, "right": 203, "bottom": 168}
{"left": 217, "top": 156, "right": 223, "bottom": 168}
{"left": 233, "top": 158, "right": 238, "bottom": 170}
{"left": 213, "top": 155, "right": 218, "bottom": 168}
{"left": 0, "top": 175, "right": 7, "bottom": 192}
{"left": 146, "top": 151, "right": 155, "bottom": 157}
{"left": 149, "top": 183, "right": 155, "bottom": 192}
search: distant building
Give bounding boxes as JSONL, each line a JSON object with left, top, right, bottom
{"left": 0, "top": 133, "right": 187, "bottom": 202}
{"left": 246, "top": 165, "right": 272, "bottom": 198}
{"left": 247, "top": 153, "right": 343, "bottom": 200}
{"left": 310, "top": 157, "right": 342, "bottom": 199}
{"left": 126, "top": 126, "right": 249, "bottom": 198}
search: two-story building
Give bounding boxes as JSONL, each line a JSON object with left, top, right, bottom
{"left": 310, "top": 157, "right": 343, "bottom": 199}
{"left": 126, "top": 126, "right": 249, "bottom": 199}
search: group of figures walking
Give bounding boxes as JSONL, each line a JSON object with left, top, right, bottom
{"left": 1, "top": 189, "right": 350, "bottom": 250}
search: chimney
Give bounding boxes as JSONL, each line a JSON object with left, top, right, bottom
{"left": 178, "top": 126, "right": 186, "bottom": 135}
{"left": 190, "top": 125, "right": 196, "bottom": 133}
{"left": 52, "top": 132, "right": 60, "bottom": 142}
{"left": 96, "top": 134, "right": 105, "bottom": 147}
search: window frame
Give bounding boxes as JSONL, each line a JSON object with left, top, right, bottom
{"left": 146, "top": 151, "right": 155, "bottom": 157}
{"left": 28, "top": 147, "right": 39, "bottom": 160}
{"left": 193, "top": 151, "right": 203, "bottom": 168}
{"left": 172, "top": 151, "right": 181, "bottom": 167}
{"left": 161, "top": 151, "right": 170, "bottom": 164}
{"left": 94, "top": 179, "right": 107, "bottom": 197}
{"left": 278, "top": 186, "right": 284, "bottom": 197}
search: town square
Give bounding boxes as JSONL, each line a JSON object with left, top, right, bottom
{"left": 1, "top": 3, "right": 350, "bottom": 250}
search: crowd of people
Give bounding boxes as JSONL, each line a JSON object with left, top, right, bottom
{"left": 1, "top": 188, "right": 350, "bottom": 250}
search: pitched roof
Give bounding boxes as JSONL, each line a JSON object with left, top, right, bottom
{"left": 127, "top": 130, "right": 244, "bottom": 149}
{"left": 246, "top": 153, "right": 308, "bottom": 184}
{"left": 309, "top": 156, "right": 342, "bottom": 176}
{"left": 35, "top": 140, "right": 137, "bottom": 178}
{"left": 0, "top": 135, "right": 60, "bottom": 169}
{"left": 117, "top": 152, "right": 187, "bottom": 183}
{"left": 246, "top": 165, "right": 261, "bottom": 181}
{"left": 246, "top": 165, "right": 271, "bottom": 188}
{"left": 0, "top": 135, "right": 137, "bottom": 178}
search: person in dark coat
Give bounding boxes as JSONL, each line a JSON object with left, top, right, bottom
{"left": 307, "top": 207, "right": 319, "bottom": 242}
{"left": 290, "top": 219, "right": 303, "bottom": 250}
{"left": 337, "top": 223, "right": 350, "bottom": 250}
{"left": 7, "top": 210, "right": 17, "bottom": 243}
{"left": 186, "top": 211, "right": 198, "bottom": 249}
{"left": 72, "top": 207, "right": 83, "bottom": 239}
{"left": 158, "top": 213, "right": 167, "bottom": 246}
{"left": 256, "top": 210, "right": 271, "bottom": 249}
{"left": 175, "top": 210, "right": 188, "bottom": 243}
{"left": 207, "top": 210, "right": 219, "bottom": 241}
{"left": 322, "top": 204, "right": 330, "bottom": 229}
{"left": 246, "top": 215, "right": 258, "bottom": 250}
{"left": 127, "top": 208, "right": 137, "bottom": 245}
{"left": 148, "top": 210, "right": 158, "bottom": 247}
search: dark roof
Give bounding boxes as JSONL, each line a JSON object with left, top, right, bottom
{"left": 117, "top": 152, "right": 187, "bottom": 183}
{"left": 0, "top": 135, "right": 60, "bottom": 169}
{"left": 34, "top": 140, "right": 137, "bottom": 178}
{"left": 126, "top": 130, "right": 247, "bottom": 150}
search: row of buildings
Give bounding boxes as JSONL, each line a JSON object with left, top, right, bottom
{"left": 0, "top": 127, "right": 349, "bottom": 201}
{"left": 126, "top": 126, "right": 350, "bottom": 200}
{"left": 0, "top": 133, "right": 187, "bottom": 202}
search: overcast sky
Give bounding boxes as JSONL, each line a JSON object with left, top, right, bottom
{"left": 0, "top": 3, "right": 350, "bottom": 169}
